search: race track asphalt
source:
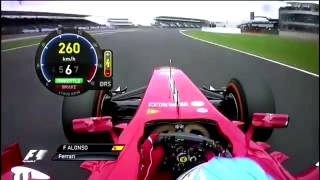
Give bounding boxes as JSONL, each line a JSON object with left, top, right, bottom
{"left": 1, "top": 28, "right": 318, "bottom": 180}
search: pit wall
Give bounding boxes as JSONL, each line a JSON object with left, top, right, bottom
{"left": 201, "top": 27, "right": 241, "bottom": 34}
{"left": 279, "top": 30, "right": 319, "bottom": 40}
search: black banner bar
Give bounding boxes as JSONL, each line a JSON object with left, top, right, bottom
{"left": 56, "top": 144, "right": 124, "bottom": 152}
{"left": 52, "top": 152, "right": 119, "bottom": 161}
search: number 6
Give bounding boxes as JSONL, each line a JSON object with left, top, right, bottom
{"left": 65, "top": 65, "right": 72, "bottom": 75}
{"left": 66, "top": 43, "right": 73, "bottom": 54}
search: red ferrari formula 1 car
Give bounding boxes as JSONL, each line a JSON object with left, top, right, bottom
{"left": 2, "top": 66, "right": 318, "bottom": 180}
{"left": 61, "top": 66, "right": 318, "bottom": 180}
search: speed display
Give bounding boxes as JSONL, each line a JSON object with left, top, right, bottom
{"left": 35, "top": 28, "right": 113, "bottom": 96}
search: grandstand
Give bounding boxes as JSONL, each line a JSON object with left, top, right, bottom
{"left": 236, "top": 2, "right": 318, "bottom": 39}
{"left": 279, "top": 2, "right": 319, "bottom": 37}
{"left": 214, "top": 22, "right": 226, "bottom": 28}
{"left": 154, "top": 16, "right": 210, "bottom": 28}
{"left": 106, "top": 18, "right": 134, "bottom": 28}
{"left": 1, "top": 11, "right": 106, "bottom": 34}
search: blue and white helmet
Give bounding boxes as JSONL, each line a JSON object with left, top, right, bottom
{"left": 177, "top": 157, "right": 273, "bottom": 180}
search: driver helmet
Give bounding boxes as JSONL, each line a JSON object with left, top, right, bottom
{"left": 177, "top": 157, "right": 274, "bottom": 180}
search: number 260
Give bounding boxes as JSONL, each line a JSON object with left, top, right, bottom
{"left": 58, "top": 42, "right": 80, "bottom": 54}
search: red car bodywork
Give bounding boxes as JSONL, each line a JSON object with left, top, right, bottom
{"left": 79, "top": 67, "right": 318, "bottom": 180}
{"left": 1, "top": 68, "right": 318, "bottom": 180}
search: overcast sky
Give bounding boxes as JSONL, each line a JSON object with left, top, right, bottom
{"left": 1, "top": 1, "right": 319, "bottom": 25}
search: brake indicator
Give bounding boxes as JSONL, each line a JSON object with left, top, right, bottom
{"left": 104, "top": 50, "right": 112, "bottom": 77}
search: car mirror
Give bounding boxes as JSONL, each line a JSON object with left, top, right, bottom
{"left": 72, "top": 116, "right": 119, "bottom": 142}
{"left": 251, "top": 113, "right": 289, "bottom": 128}
{"left": 72, "top": 116, "right": 114, "bottom": 133}
{"left": 245, "top": 113, "right": 289, "bottom": 145}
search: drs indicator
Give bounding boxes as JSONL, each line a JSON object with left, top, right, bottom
{"left": 104, "top": 50, "right": 112, "bottom": 77}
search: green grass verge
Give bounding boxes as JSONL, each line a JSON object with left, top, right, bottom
{"left": 1, "top": 38, "right": 42, "bottom": 51}
{"left": 184, "top": 30, "right": 319, "bottom": 74}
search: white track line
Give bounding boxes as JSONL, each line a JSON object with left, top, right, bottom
{"left": 1, "top": 28, "right": 141, "bottom": 52}
{"left": 179, "top": 30, "right": 319, "bottom": 77}
{"left": 92, "top": 31, "right": 116, "bottom": 35}
{"left": 1, "top": 28, "right": 138, "bottom": 43}
{"left": 2, "top": 34, "right": 48, "bottom": 42}
{"left": 1, "top": 30, "right": 118, "bottom": 52}
{"left": 1, "top": 43, "right": 40, "bottom": 52}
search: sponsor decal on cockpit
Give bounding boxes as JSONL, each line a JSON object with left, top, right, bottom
{"left": 196, "top": 107, "right": 208, "bottom": 113}
{"left": 148, "top": 102, "right": 189, "bottom": 107}
{"left": 146, "top": 108, "right": 160, "bottom": 114}
{"left": 190, "top": 101, "right": 205, "bottom": 107}
{"left": 147, "top": 101, "right": 208, "bottom": 113}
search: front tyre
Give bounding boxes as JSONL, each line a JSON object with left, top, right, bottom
{"left": 226, "top": 78, "right": 275, "bottom": 141}
{"left": 62, "top": 90, "right": 112, "bottom": 143}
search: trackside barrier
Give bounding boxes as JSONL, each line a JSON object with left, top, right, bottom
{"left": 201, "top": 27, "right": 241, "bottom": 34}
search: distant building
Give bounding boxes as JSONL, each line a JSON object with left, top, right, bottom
{"left": 154, "top": 16, "right": 209, "bottom": 28}
{"left": 214, "top": 22, "right": 226, "bottom": 27}
{"left": 279, "top": 2, "right": 319, "bottom": 33}
{"left": 107, "top": 18, "right": 134, "bottom": 28}
{"left": 237, "top": 16, "right": 279, "bottom": 34}
{"left": 1, "top": 11, "right": 104, "bottom": 34}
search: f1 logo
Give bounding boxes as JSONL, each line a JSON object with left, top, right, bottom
{"left": 23, "top": 150, "right": 48, "bottom": 163}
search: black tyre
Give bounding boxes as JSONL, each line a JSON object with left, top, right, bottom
{"left": 62, "top": 90, "right": 113, "bottom": 143}
{"left": 226, "top": 78, "right": 275, "bottom": 141}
